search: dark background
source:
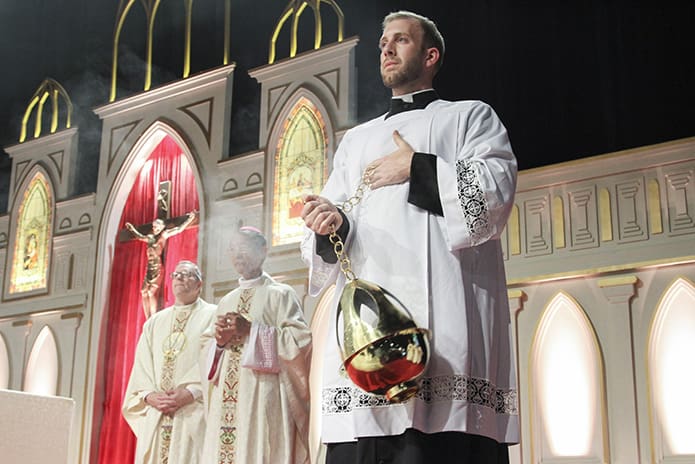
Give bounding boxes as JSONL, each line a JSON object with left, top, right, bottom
{"left": 1, "top": 0, "right": 694, "bottom": 213}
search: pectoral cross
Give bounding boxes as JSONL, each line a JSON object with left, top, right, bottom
{"left": 119, "top": 180, "right": 198, "bottom": 318}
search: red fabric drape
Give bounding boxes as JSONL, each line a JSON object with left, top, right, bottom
{"left": 96, "top": 135, "right": 199, "bottom": 464}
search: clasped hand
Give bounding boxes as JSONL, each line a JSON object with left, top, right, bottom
{"left": 145, "top": 388, "right": 194, "bottom": 416}
{"left": 215, "top": 312, "right": 250, "bottom": 347}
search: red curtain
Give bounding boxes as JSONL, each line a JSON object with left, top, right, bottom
{"left": 96, "top": 135, "right": 199, "bottom": 464}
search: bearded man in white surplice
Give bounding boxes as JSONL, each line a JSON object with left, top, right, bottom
{"left": 122, "top": 260, "right": 216, "bottom": 464}
{"left": 301, "top": 10, "right": 519, "bottom": 464}
{"left": 200, "top": 227, "right": 312, "bottom": 464}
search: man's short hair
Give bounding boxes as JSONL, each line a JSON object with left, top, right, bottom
{"left": 177, "top": 260, "right": 202, "bottom": 281}
{"left": 383, "top": 10, "right": 446, "bottom": 72}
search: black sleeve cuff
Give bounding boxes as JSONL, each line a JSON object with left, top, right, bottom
{"left": 408, "top": 152, "right": 444, "bottom": 216}
{"left": 315, "top": 209, "right": 350, "bottom": 264}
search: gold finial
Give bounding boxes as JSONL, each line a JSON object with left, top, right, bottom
{"left": 183, "top": 0, "right": 193, "bottom": 78}
{"left": 223, "top": 0, "right": 231, "bottom": 65}
{"left": 269, "top": 0, "right": 345, "bottom": 64}
{"left": 20, "top": 78, "right": 73, "bottom": 143}
{"left": 111, "top": 0, "right": 212, "bottom": 102}
{"left": 108, "top": 0, "right": 238, "bottom": 102}
{"left": 110, "top": 0, "right": 164, "bottom": 102}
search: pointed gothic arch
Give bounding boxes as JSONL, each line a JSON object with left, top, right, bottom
{"left": 88, "top": 121, "right": 205, "bottom": 463}
{"left": 268, "top": 0, "right": 345, "bottom": 64}
{"left": 6, "top": 168, "right": 54, "bottom": 297}
{"left": 647, "top": 277, "right": 695, "bottom": 457}
{"left": 529, "top": 291, "right": 608, "bottom": 461}
{"left": 265, "top": 89, "right": 334, "bottom": 246}
{"left": 93, "top": 121, "right": 204, "bottom": 328}
{"left": 19, "top": 78, "right": 73, "bottom": 143}
{"left": 24, "top": 325, "right": 60, "bottom": 396}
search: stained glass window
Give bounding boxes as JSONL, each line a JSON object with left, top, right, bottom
{"left": 9, "top": 171, "right": 53, "bottom": 294}
{"left": 272, "top": 97, "right": 328, "bottom": 246}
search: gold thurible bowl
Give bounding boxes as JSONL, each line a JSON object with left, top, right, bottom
{"left": 337, "top": 278, "right": 430, "bottom": 403}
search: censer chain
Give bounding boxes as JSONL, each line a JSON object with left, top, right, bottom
{"left": 328, "top": 165, "right": 376, "bottom": 283}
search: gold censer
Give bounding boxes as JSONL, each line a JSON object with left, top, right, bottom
{"left": 330, "top": 167, "right": 430, "bottom": 403}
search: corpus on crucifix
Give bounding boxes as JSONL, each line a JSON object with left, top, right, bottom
{"left": 122, "top": 181, "right": 198, "bottom": 318}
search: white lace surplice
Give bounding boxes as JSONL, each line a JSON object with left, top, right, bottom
{"left": 301, "top": 99, "right": 520, "bottom": 445}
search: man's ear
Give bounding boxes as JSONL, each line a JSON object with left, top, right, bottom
{"left": 425, "top": 47, "right": 440, "bottom": 69}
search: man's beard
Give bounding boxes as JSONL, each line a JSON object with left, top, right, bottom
{"left": 381, "top": 56, "right": 424, "bottom": 89}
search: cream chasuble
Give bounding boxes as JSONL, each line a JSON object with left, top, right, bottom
{"left": 123, "top": 298, "right": 216, "bottom": 464}
{"left": 200, "top": 273, "right": 312, "bottom": 464}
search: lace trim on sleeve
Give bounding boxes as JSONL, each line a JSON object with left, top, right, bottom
{"left": 456, "top": 159, "right": 491, "bottom": 245}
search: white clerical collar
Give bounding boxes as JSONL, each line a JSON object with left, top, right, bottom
{"left": 238, "top": 272, "right": 266, "bottom": 288}
{"left": 392, "top": 88, "right": 435, "bottom": 103}
{"left": 172, "top": 298, "right": 199, "bottom": 311}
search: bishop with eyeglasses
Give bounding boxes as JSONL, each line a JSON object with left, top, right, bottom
{"left": 122, "top": 260, "right": 216, "bottom": 464}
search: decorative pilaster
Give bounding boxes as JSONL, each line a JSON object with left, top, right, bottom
{"left": 60, "top": 312, "right": 83, "bottom": 396}
{"left": 597, "top": 275, "right": 640, "bottom": 463}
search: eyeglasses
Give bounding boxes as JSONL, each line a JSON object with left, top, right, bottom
{"left": 170, "top": 271, "right": 197, "bottom": 280}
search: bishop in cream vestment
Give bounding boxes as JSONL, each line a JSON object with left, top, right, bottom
{"left": 123, "top": 261, "right": 216, "bottom": 464}
{"left": 200, "top": 229, "right": 312, "bottom": 464}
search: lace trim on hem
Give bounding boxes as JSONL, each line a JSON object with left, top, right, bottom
{"left": 322, "top": 374, "right": 518, "bottom": 416}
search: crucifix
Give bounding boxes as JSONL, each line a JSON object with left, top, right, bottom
{"left": 119, "top": 180, "right": 198, "bottom": 318}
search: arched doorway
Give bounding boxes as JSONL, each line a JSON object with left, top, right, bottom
{"left": 92, "top": 125, "right": 202, "bottom": 463}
